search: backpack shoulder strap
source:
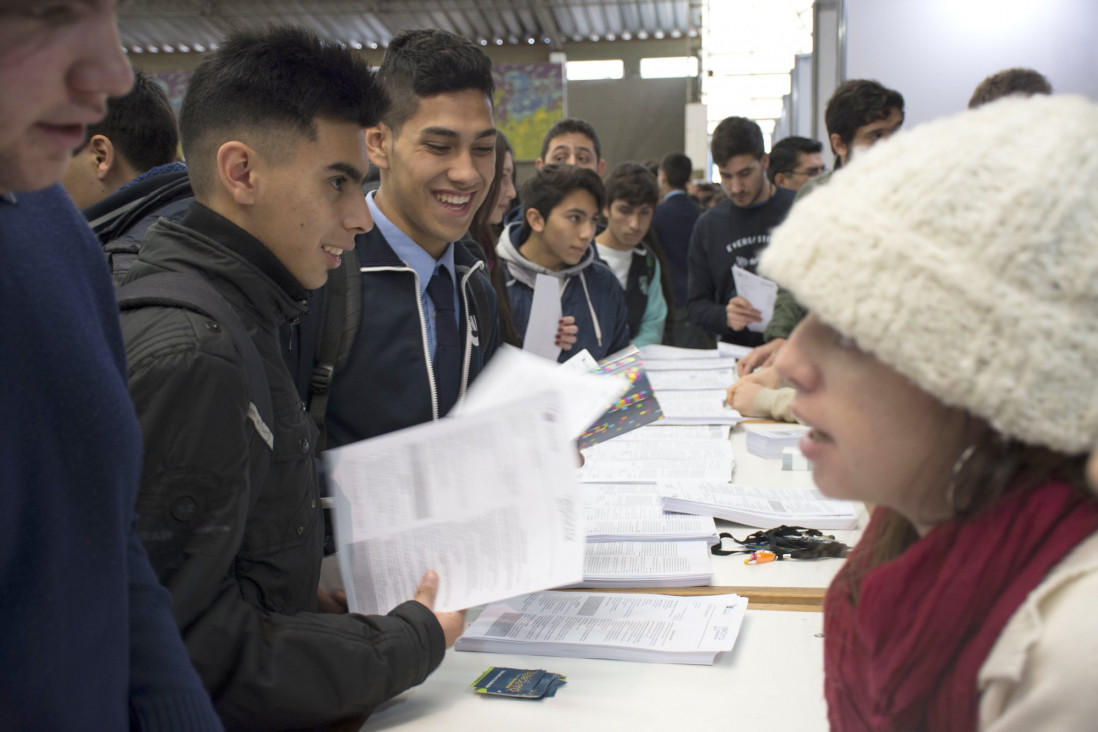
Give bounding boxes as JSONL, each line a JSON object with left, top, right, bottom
{"left": 117, "top": 272, "right": 274, "bottom": 457}
{"left": 308, "top": 247, "right": 361, "bottom": 452}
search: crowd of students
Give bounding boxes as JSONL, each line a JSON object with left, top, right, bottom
{"left": 2, "top": 3, "right": 1096, "bottom": 729}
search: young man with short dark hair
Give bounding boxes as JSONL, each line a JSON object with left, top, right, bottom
{"left": 767, "top": 136, "right": 825, "bottom": 191}
{"left": 812, "top": 79, "right": 905, "bottom": 184}
{"left": 686, "top": 116, "right": 796, "bottom": 347}
{"left": 319, "top": 29, "right": 501, "bottom": 447}
{"left": 0, "top": 1, "right": 221, "bottom": 727}
{"left": 594, "top": 161, "right": 668, "bottom": 348}
{"left": 121, "top": 27, "right": 462, "bottom": 729}
{"left": 62, "top": 69, "right": 181, "bottom": 210}
{"left": 497, "top": 164, "right": 630, "bottom": 361}
{"left": 969, "top": 67, "right": 1052, "bottom": 108}
{"left": 536, "top": 117, "right": 606, "bottom": 174}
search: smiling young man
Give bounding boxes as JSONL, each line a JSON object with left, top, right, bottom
{"left": 1, "top": 1, "right": 223, "bottom": 727}
{"left": 319, "top": 28, "right": 501, "bottom": 446}
{"left": 594, "top": 161, "right": 668, "bottom": 348}
{"left": 120, "top": 27, "right": 463, "bottom": 729}
{"left": 497, "top": 164, "right": 630, "bottom": 362}
{"left": 686, "top": 116, "right": 795, "bottom": 347}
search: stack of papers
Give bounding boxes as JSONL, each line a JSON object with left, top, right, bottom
{"left": 456, "top": 591, "right": 748, "bottom": 665}
{"left": 745, "top": 426, "right": 810, "bottom": 459}
{"left": 583, "top": 483, "right": 717, "bottom": 543}
{"left": 578, "top": 437, "right": 734, "bottom": 483}
{"left": 647, "top": 369, "right": 736, "bottom": 391}
{"left": 651, "top": 390, "right": 743, "bottom": 426}
{"left": 661, "top": 481, "right": 859, "bottom": 530}
{"left": 577, "top": 540, "right": 714, "bottom": 588}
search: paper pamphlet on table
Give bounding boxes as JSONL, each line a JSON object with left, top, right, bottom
{"left": 326, "top": 389, "right": 585, "bottom": 615}
{"left": 575, "top": 540, "right": 713, "bottom": 587}
{"left": 619, "top": 424, "right": 732, "bottom": 441}
{"left": 644, "top": 356, "right": 739, "bottom": 372}
{"left": 576, "top": 347, "right": 663, "bottom": 449}
{"left": 717, "top": 342, "right": 754, "bottom": 360}
{"left": 522, "top": 273, "right": 563, "bottom": 361}
{"left": 583, "top": 438, "right": 733, "bottom": 463}
{"left": 746, "top": 425, "right": 810, "bottom": 459}
{"left": 578, "top": 456, "right": 734, "bottom": 484}
{"left": 731, "top": 265, "right": 778, "bottom": 333}
{"left": 454, "top": 345, "right": 629, "bottom": 440}
{"left": 582, "top": 482, "right": 718, "bottom": 542}
{"left": 637, "top": 344, "right": 721, "bottom": 361}
{"left": 648, "top": 368, "right": 736, "bottom": 391}
{"left": 660, "top": 481, "right": 859, "bottom": 530}
{"left": 455, "top": 591, "right": 748, "bottom": 665}
{"left": 655, "top": 389, "right": 743, "bottom": 425}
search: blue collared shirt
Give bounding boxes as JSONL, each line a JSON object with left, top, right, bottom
{"left": 662, "top": 189, "right": 687, "bottom": 202}
{"left": 366, "top": 191, "right": 459, "bottom": 360}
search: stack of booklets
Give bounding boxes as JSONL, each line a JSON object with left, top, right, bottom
{"left": 578, "top": 437, "right": 734, "bottom": 483}
{"left": 660, "top": 481, "right": 859, "bottom": 530}
{"left": 577, "top": 540, "right": 714, "bottom": 588}
{"left": 456, "top": 591, "right": 748, "bottom": 665}
{"left": 582, "top": 482, "right": 718, "bottom": 543}
{"left": 745, "top": 426, "right": 810, "bottom": 459}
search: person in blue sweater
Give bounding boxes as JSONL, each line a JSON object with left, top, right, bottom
{"left": 0, "top": 2, "right": 221, "bottom": 728}
{"left": 496, "top": 164, "right": 631, "bottom": 362}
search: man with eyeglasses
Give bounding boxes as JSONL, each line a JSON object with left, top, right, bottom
{"left": 768, "top": 136, "right": 826, "bottom": 192}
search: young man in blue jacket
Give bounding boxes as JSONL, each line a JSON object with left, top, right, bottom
{"left": 497, "top": 164, "right": 631, "bottom": 362}
{"left": 321, "top": 29, "right": 502, "bottom": 446}
{"left": 0, "top": 2, "right": 220, "bottom": 727}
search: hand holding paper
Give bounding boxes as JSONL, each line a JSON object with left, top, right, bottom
{"left": 730, "top": 265, "right": 778, "bottom": 333}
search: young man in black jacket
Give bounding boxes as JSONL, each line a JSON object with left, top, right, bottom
{"left": 686, "top": 116, "right": 795, "bottom": 348}
{"left": 120, "top": 27, "right": 463, "bottom": 729}
{"left": 321, "top": 29, "right": 501, "bottom": 446}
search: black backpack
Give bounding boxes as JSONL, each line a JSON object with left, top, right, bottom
{"left": 116, "top": 272, "right": 275, "bottom": 496}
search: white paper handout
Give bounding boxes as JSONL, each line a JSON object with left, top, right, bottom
{"left": 577, "top": 540, "right": 714, "bottom": 587}
{"left": 661, "top": 481, "right": 859, "bottom": 530}
{"left": 326, "top": 389, "right": 586, "bottom": 615}
{"left": 456, "top": 591, "right": 748, "bottom": 665}
{"left": 638, "top": 344, "right": 722, "bottom": 361}
{"left": 582, "top": 483, "right": 718, "bottom": 543}
{"left": 731, "top": 265, "right": 778, "bottom": 333}
{"left": 455, "top": 345, "right": 629, "bottom": 441}
{"left": 655, "top": 389, "right": 743, "bottom": 425}
{"left": 522, "top": 273, "right": 563, "bottom": 361}
{"left": 648, "top": 368, "right": 736, "bottom": 391}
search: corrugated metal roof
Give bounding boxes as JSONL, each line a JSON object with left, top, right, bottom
{"left": 118, "top": 0, "right": 701, "bottom": 54}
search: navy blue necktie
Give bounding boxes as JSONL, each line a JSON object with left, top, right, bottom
{"left": 426, "top": 268, "right": 461, "bottom": 417}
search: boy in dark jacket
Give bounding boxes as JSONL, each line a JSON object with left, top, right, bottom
{"left": 120, "top": 27, "right": 463, "bottom": 730}
{"left": 319, "top": 29, "right": 502, "bottom": 446}
{"left": 497, "top": 164, "right": 631, "bottom": 362}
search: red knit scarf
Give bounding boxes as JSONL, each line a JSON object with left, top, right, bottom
{"left": 824, "top": 480, "right": 1098, "bottom": 730}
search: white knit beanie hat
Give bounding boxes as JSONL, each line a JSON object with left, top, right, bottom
{"left": 760, "top": 94, "right": 1098, "bottom": 454}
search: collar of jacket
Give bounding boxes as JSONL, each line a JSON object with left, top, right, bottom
{"left": 494, "top": 221, "right": 596, "bottom": 289}
{"left": 136, "top": 202, "right": 309, "bottom": 326}
{"left": 355, "top": 225, "right": 484, "bottom": 272}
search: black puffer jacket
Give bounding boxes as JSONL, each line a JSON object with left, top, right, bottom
{"left": 121, "top": 204, "right": 444, "bottom": 730}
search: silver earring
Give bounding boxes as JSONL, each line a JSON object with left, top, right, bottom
{"left": 946, "top": 444, "right": 977, "bottom": 514}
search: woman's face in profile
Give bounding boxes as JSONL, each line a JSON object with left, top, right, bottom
{"left": 775, "top": 313, "right": 966, "bottom": 533}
